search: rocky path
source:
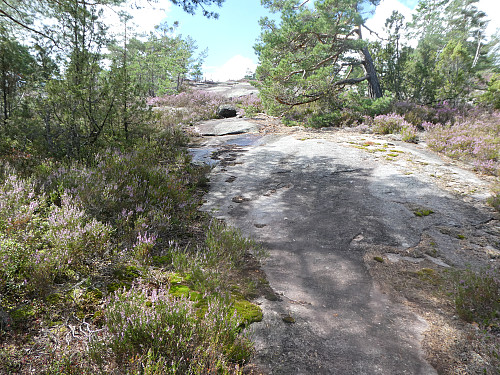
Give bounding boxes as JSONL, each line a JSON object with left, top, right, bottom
{"left": 187, "top": 82, "right": 499, "bottom": 374}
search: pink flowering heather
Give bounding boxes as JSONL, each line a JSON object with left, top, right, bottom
{"left": 0, "top": 170, "right": 112, "bottom": 290}
{"left": 91, "top": 281, "right": 252, "bottom": 374}
{"left": 366, "top": 113, "right": 419, "bottom": 143}
{"left": 148, "top": 90, "right": 228, "bottom": 126}
{"left": 425, "top": 111, "right": 500, "bottom": 175}
{"left": 237, "top": 94, "right": 263, "bottom": 117}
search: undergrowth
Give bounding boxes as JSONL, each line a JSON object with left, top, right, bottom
{"left": 424, "top": 110, "right": 500, "bottom": 176}
{"left": 0, "top": 100, "right": 264, "bottom": 374}
{"left": 451, "top": 267, "right": 500, "bottom": 328}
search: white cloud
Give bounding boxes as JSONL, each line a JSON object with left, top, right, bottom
{"left": 478, "top": 0, "right": 500, "bottom": 40}
{"left": 204, "top": 55, "right": 257, "bottom": 82}
{"left": 102, "top": 0, "right": 171, "bottom": 37}
{"left": 364, "top": 0, "right": 414, "bottom": 42}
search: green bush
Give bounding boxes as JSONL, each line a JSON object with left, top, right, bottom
{"left": 480, "top": 74, "right": 500, "bottom": 110}
{"left": 370, "top": 113, "right": 406, "bottom": 134}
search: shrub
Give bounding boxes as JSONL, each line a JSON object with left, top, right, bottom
{"left": 480, "top": 74, "right": 500, "bottom": 110}
{"left": 204, "top": 220, "right": 261, "bottom": 269}
{"left": 44, "top": 136, "right": 201, "bottom": 253}
{"left": 392, "top": 101, "right": 462, "bottom": 127}
{"left": 345, "top": 93, "right": 394, "bottom": 118}
{"left": 400, "top": 123, "right": 419, "bottom": 143}
{"left": 0, "top": 170, "right": 113, "bottom": 291}
{"left": 91, "top": 282, "right": 252, "bottom": 374}
{"left": 452, "top": 267, "right": 500, "bottom": 327}
{"left": 302, "top": 94, "right": 394, "bottom": 128}
{"left": 369, "top": 113, "right": 404, "bottom": 133}
{"left": 148, "top": 90, "right": 227, "bottom": 126}
{"left": 237, "top": 94, "right": 263, "bottom": 117}
{"left": 425, "top": 111, "right": 500, "bottom": 175}
{"left": 363, "top": 113, "right": 420, "bottom": 143}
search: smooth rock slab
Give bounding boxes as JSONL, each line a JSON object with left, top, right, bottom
{"left": 194, "top": 118, "right": 259, "bottom": 136}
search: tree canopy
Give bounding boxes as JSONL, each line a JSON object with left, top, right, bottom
{"left": 255, "top": 0, "right": 383, "bottom": 117}
{"left": 0, "top": 0, "right": 217, "bottom": 158}
{"left": 256, "top": 0, "right": 499, "bottom": 125}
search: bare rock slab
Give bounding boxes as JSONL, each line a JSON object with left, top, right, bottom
{"left": 194, "top": 118, "right": 259, "bottom": 136}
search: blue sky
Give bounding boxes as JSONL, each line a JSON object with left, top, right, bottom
{"left": 117, "top": 0, "right": 500, "bottom": 81}
{"left": 164, "top": 0, "right": 275, "bottom": 80}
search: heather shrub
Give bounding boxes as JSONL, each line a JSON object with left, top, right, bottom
{"left": 393, "top": 102, "right": 434, "bottom": 127}
{"left": 280, "top": 94, "right": 394, "bottom": 128}
{"left": 0, "top": 170, "right": 113, "bottom": 291}
{"left": 45, "top": 136, "right": 201, "bottom": 255}
{"left": 237, "top": 94, "right": 263, "bottom": 117}
{"left": 148, "top": 90, "right": 227, "bottom": 125}
{"left": 204, "top": 220, "right": 263, "bottom": 269}
{"left": 400, "top": 123, "right": 419, "bottom": 143}
{"left": 433, "top": 101, "right": 463, "bottom": 125}
{"left": 364, "top": 113, "right": 420, "bottom": 143}
{"left": 392, "top": 101, "right": 462, "bottom": 127}
{"left": 370, "top": 113, "right": 407, "bottom": 134}
{"left": 91, "top": 282, "right": 252, "bottom": 374}
{"left": 424, "top": 111, "right": 500, "bottom": 175}
{"left": 452, "top": 267, "right": 500, "bottom": 327}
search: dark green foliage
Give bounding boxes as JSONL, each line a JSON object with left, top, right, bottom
{"left": 170, "top": 0, "right": 225, "bottom": 18}
{"left": 257, "top": 0, "right": 499, "bottom": 128}
{"left": 256, "top": 0, "right": 381, "bottom": 119}
{"left": 480, "top": 73, "right": 500, "bottom": 109}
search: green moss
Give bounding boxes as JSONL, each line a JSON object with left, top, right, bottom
{"left": 414, "top": 208, "right": 434, "bottom": 217}
{"left": 113, "top": 265, "right": 141, "bottom": 282}
{"left": 46, "top": 293, "right": 62, "bottom": 305}
{"left": 10, "top": 305, "right": 36, "bottom": 323}
{"left": 169, "top": 284, "right": 202, "bottom": 301}
{"left": 233, "top": 300, "right": 263, "bottom": 326}
{"left": 167, "top": 272, "right": 184, "bottom": 284}
{"left": 386, "top": 153, "right": 400, "bottom": 157}
{"left": 107, "top": 281, "right": 131, "bottom": 293}
{"left": 92, "top": 309, "right": 104, "bottom": 325}
{"left": 82, "top": 289, "right": 103, "bottom": 305}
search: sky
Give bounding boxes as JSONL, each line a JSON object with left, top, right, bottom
{"left": 116, "top": 0, "right": 500, "bottom": 81}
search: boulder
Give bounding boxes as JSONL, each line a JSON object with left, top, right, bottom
{"left": 217, "top": 104, "right": 237, "bottom": 118}
{"left": 194, "top": 118, "right": 259, "bottom": 136}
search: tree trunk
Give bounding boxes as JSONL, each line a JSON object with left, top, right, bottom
{"left": 355, "top": 18, "right": 383, "bottom": 99}
{"left": 361, "top": 47, "right": 383, "bottom": 99}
